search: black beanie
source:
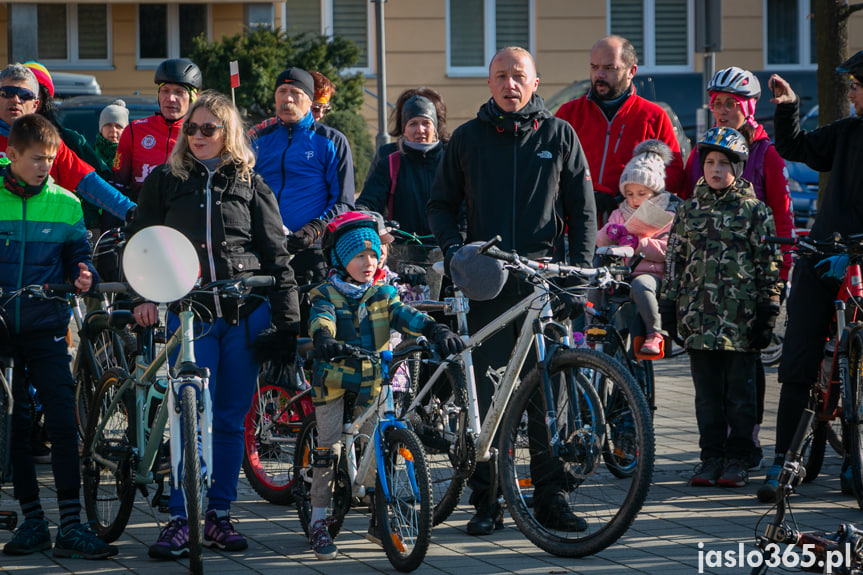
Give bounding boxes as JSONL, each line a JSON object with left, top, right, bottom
{"left": 275, "top": 68, "right": 314, "bottom": 100}
{"left": 401, "top": 95, "right": 438, "bottom": 131}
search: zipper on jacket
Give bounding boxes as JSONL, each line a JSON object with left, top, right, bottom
{"left": 277, "top": 126, "right": 294, "bottom": 206}
{"left": 15, "top": 199, "right": 26, "bottom": 332}
{"left": 598, "top": 122, "right": 612, "bottom": 185}
{"left": 203, "top": 169, "right": 222, "bottom": 318}
{"left": 512, "top": 123, "right": 518, "bottom": 244}
{"left": 612, "top": 124, "right": 625, "bottom": 154}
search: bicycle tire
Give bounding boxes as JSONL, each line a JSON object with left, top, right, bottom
{"left": 73, "top": 345, "right": 100, "bottom": 439}
{"left": 0, "top": 367, "right": 10, "bottom": 484}
{"left": 292, "top": 413, "right": 349, "bottom": 539}
{"left": 597, "top": 347, "right": 645, "bottom": 480}
{"left": 392, "top": 340, "right": 472, "bottom": 525}
{"left": 499, "top": 348, "right": 653, "bottom": 557}
{"left": 181, "top": 384, "right": 204, "bottom": 575}
{"left": 241, "top": 382, "right": 309, "bottom": 505}
{"left": 846, "top": 329, "right": 863, "bottom": 511}
{"left": 376, "top": 426, "right": 433, "bottom": 572}
{"left": 802, "top": 420, "right": 828, "bottom": 482}
{"left": 81, "top": 367, "right": 136, "bottom": 542}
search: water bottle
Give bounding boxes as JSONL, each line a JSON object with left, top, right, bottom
{"left": 145, "top": 378, "right": 168, "bottom": 434}
{"left": 819, "top": 338, "right": 836, "bottom": 390}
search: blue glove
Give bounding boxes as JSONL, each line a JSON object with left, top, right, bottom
{"left": 815, "top": 254, "right": 849, "bottom": 282}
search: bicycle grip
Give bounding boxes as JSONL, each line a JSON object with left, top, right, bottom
{"left": 477, "top": 235, "right": 502, "bottom": 254}
{"left": 787, "top": 408, "right": 815, "bottom": 462}
{"left": 94, "top": 282, "right": 129, "bottom": 294}
{"left": 762, "top": 235, "right": 796, "bottom": 245}
{"left": 243, "top": 276, "right": 276, "bottom": 288}
{"left": 43, "top": 283, "right": 78, "bottom": 294}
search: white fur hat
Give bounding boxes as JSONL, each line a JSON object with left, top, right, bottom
{"left": 618, "top": 140, "right": 673, "bottom": 195}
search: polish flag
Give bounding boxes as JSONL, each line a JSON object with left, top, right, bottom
{"left": 230, "top": 61, "right": 240, "bottom": 89}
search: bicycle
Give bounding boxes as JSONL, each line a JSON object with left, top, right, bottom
{"left": 763, "top": 234, "right": 863, "bottom": 495}
{"left": 397, "top": 237, "right": 654, "bottom": 557}
{"left": 751, "top": 408, "right": 863, "bottom": 574}
{"left": 292, "top": 342, "right": 434, "bottom": 572}
{"left": 80, "top": 225, "right": 273, "bottom": 574}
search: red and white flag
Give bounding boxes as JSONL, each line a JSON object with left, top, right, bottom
{"left": 230, "top": 61, "right": 240, "bottom": 89}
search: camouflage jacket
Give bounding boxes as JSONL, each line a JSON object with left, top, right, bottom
{"left": 309, "top": 281, "right": 433, "bottom": 406}
{"left": 662, "top": 178, "right": 781, "bottom": 351}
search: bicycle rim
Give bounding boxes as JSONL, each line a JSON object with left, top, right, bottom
{"left": 242, "top": 383, "right": 307, "bottom": 505}
{"left": 181, "top": 385, "right": 204, "bottom": 575}
{"left": 499, "top": 348, "right": 654, "bottom": 557}
{"left": 376, "top": 427, "right": 432, "bottom": 572}
{"left": 81, "top": 367, "right": 136, "bottom": 542}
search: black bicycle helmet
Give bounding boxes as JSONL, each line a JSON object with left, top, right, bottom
{"left": 321, "top": 211, "right": 379, "bottom": 269}
{"left": 697, "top": 126, "right": 749, "bottom": 164}
{"left": 154, "top": 58, "right": 202, "bottom": 90}
{"left": 707, "top": 67, "right": 761, "bottom": 99}
{"left": 837, "top": 50, "right": 863, "bottom": 78}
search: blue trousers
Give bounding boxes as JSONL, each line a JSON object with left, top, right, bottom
{"left": 167, "top": 304, "right": 270, "bottom": 516}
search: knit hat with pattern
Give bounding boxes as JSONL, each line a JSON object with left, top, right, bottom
{"left": 334, "top": 226, "right": 381, "bottom": 269}
{"left": 618, "top": 139, "right": 673, "bottom": 195}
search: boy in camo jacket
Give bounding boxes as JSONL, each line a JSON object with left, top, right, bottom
{"left": 660, "top": 127, "right": 782, "bottom": 488}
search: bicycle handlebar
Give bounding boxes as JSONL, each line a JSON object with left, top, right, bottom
{"left": 477, "top": 235, "right": 611, "bottom": 284}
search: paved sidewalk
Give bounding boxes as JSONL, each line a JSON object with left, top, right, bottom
{"left": 2, "top": 353, "right": 861, "bottom": 575}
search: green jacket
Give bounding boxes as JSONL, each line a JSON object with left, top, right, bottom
{"left": 662, "top": 178, "right": 781, "bottom": 351}
{"left": 309, "top": 281, "right": 433, "bottom": 406}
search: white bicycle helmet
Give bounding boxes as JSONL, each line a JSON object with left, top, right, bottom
{"left": 707, "top": 67, "right": 761, "bottom": 99}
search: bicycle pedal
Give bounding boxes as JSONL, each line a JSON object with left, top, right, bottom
{"left": 0, "top": 511, "right": 17, "bottom": 531}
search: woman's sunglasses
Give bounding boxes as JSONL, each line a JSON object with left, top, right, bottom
{"left": 183, "top": 122, "right": 223, "bottom": 137}
{"left": 0, "top": 86, "right": 37, "bottom": 102}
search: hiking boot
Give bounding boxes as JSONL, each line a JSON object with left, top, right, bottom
{"left": 639, "top": 332, "right": 663, "bottom": 355}
{"left": 3, "top": 517, "right": 51, "bottom": 555}
{"left": 203, "top": 510, "right": 247, "bottom": 551}
{"left": 466, "top": 502, "right": 504, "bottom": 535}
{"left": 534, "top": 491, "right": 587, "bottom": 532}
{"left": 310, "top": 518, "right": 338, "bottom": 560}
{"left": 148, "top": 517, "right": 189, "bottom": 559}
{"left": 53, "top": 522, "right": 118, "bottom": 559}
{"left": 717, "top": 459, "right": 749, "bottom": 487}
{"left": 841, "top": 465, "right": 854, "bottom": 495}
{"left": 756, "top": 464, "right": 782, "bottom": 503}
{"left": 689, "top": 457, "right": 723, "bottom": 487}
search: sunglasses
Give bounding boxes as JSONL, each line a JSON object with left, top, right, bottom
{"left": 851, "top": 80, "right": 862, "bottom": 91}
{"left": 0, "top": 86, "right": 37, "bottom": 102}
{"left": 183, "top": 122, "right": 223, "bottom": 137}
{"left": 311, "top": 103, "right": 332, "bottom": 114}
{"left": 710, "top": 99, "right": 740, "bottom": 112}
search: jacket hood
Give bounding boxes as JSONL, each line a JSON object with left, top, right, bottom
{"left": 477, "top": 94, "right": 551, "bottom": 135}
{"left": 694, "top": 177, "right": 755, "bottom": 204}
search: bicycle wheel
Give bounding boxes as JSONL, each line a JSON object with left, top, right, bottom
{"left": 498, "top": 348, "right": 653, "bottom": 557}
{"left": 81, "top": 367, "right": 136, "bottom": 542}
{"left": 180, "top": 384, "right": 204, "bottom": 575}
{"left": 393, "top": 340, "right": 473, "bottom": 525}
{"left": 0, "top": 367, "right": 10, "bottom": 484}
{"left": 292, "top": 413, "right": 350, "bottom": 539}
{"left": 802, "top": 419, "right": 828, "bottom": 482}
{"left": 242, "top": 380, "right": 310, "bottom": 505}
{"left": 846, "top": 329, "right": 863, "bottom": 510}
{"left": 375, "top": 426, "right": 433, "bottom": 572}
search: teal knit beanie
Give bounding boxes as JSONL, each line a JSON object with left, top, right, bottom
{"left": 334, "top": 226, "right": 381, "bottom": 269}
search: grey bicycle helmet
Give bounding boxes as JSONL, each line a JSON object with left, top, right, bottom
{"left": 707, "top": 67, "right": 761, "bottom": 99}
{"left": 154, "top": 58, "right": 202, "bottom": 90}
{"left": 449, "top": 242, "right": 509, "bottom": 301}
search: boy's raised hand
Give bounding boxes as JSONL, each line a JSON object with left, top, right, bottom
{"left": 74, "top": 262, "right": 92, "bottom": 292}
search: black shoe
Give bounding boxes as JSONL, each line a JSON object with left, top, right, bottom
{"left": 31, "top": 442, "right": 51, "bottom": 465}
{"left": 534, "top": 492, "right": 587, "bottom": 532}
{"left": 466, "top": 505, "right": 503, "bottom": 535}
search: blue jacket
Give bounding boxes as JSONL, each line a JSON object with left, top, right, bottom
{"left": 249, "top": 112, "right": 354, "bottom": 232}
{"left": 0, "top": 165, "right": 95, "bottom": 334}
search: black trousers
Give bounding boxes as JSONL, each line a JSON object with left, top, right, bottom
{"left": 689, "top": 349, "right": 758, "bottom": 461}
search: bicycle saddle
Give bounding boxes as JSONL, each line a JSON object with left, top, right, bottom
{"left": 596, "top": 245, "right": 635, "bottom": 258}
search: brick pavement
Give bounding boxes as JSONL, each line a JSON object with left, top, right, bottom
{"left": 2, "top": 353, "right": 861, "bottom": 574}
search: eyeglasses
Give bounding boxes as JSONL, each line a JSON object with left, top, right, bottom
{"left": 851, "top": 80, "right": 862, "bottom": 91}
{"left": 710, "top": 99, "right": 740, "bottom": 112}
{"left": 311, "top": 103, "right": 332, "bottom": 114}
{"left": 183, "top": 122, "right": 223, "bottom": 137}
{"left": 0, "top": 86, "right": 37, "bottom": 102}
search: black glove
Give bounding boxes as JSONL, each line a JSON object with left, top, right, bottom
{"left": 659, "top": 299, "right": 677, "bottom": 342}
{"left": 313, "top": 329, "right": 343, "bottom": 360}
{"left": 400, "top": 264, "right": 427, "bottom": 287}
{"left": 287, "top": 218, "right": 326, "bottom": 254}
{"left": 751, "top": 301, "right": 781, "bottom": 350}
{"left": 551, "top": 291, "right": 585, "bottom": 321}
{"left": 594, "top": 191, "right": 620, "bottom": 214}
{"left": 423, "top": 322, "right": 464, "bottom": 356}
{"left": 443, "top": 243, "right": 463, "bottom": 279}
{"left": 252, "top": 326, "right": 298, "bottom": 365}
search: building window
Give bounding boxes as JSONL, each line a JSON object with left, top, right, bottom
{"left": 37, "top": 4, "right": 110, "bottom": 66}
{"left": 137, "top": 4, "right": 209, "bottom": 66}
{"left": 245, "top": 3, "right": 276, "bottom": 30}
{"left": 447, "top": 0, "right": 534, "bottom": 77}
{"left": 284, "top": 0, "right": 372, "bottom": 71}
{"left": 609, "top": 0, "right": 692, "bottom": 71}
{"left": 765, "top": 0, "right": 816, "bottom": 67}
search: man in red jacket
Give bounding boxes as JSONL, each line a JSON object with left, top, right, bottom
{"left": 555, "top": 35, "right": 685, "bottom": 221}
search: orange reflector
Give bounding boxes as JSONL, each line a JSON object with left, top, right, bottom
{"left": 391, "top": 532, "right": 405, "bottom": 552}
{"left": 518, "top": 478, "right": 533, "bottom": 487}
{"left": 399, "top": 448, "right": 414, "bottom": 461}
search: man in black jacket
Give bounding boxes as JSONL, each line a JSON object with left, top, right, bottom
{"left": 757, "top": 53, "right": 863, "bottom": 503}
{"left": 427, "top": 46, "right": 596, "bottom": 535}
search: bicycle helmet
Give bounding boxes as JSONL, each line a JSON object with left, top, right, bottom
{"left": 154, "top": 58, "right": 202, "bottom": 91}
{"left": 837, "top": 50, "right": 863, "bottom": 79}
{"left": 697, "top": 126, "right": 749, "bottom": 164}
{"left": 707, "top": 67, "right": 761, "bottom": 99}
{"left": 322, "top": 211, "right": 381, "bottom": 270}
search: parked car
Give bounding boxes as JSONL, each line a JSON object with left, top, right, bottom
{"left": 55, "top": 95, "right": 159, "bottom": 146}
{"left": 52, "top": 72, "right": 101, "bottom": 99}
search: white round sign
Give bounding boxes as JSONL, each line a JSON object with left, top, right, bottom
{"left": 122, "top": 226, "right": 200, "bottom": 303}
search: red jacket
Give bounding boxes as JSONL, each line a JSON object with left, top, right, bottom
{"left": 113, "top": 113, "right": 183, "bottom": 200}
{"left": 555, "top": 87, "right": 685, "bottom": 198}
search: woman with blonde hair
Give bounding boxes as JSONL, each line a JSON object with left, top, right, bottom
{"left": 130, "top": 90, "right": 300, "bottom": 559}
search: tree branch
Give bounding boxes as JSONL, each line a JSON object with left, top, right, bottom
{"left": 841, "top": 2, "right": 863, "bottom": 20}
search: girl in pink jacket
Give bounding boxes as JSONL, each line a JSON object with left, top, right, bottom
{"left": 596, "top": 140, "right": 680, "bottom": 355}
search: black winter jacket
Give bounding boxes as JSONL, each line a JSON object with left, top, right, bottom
{"left": 129, "top": 159, "right": 299, "bottom": 331}
{"left": 774, "top": 100, "right": 863, "bottom": 242}
{"left": 358, "top": 141, "right": 444, "bottom": 238}
{"left": 427, "top": 95, "right": 596, "bottom": 266}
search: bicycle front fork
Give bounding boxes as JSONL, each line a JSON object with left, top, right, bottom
{"left": 166, "top": 372, "right": 213, "bottom": 490}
